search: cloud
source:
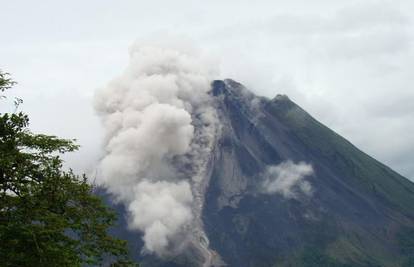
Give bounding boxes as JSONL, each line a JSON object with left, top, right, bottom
{"left": 94, "top": 40, "right": 219, "bottom": 257}
{"left": 262, "top": 161, "right": 314, "bottom": 199}
{"left": 128, "top": 180, "right": 193, "bottom": 254}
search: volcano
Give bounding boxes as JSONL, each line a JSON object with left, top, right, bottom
{"left": 104, "top": 79, "right": 414, "bottom": 267}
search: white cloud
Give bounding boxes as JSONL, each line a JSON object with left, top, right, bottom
{"left": 262, "top": 161, "right": 314, "bottom": 199}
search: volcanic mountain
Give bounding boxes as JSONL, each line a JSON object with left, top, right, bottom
{"left": 104, "top": 79, "right": 414, "bottom": 267}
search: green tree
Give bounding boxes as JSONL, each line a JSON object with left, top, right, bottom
{"left": 0, "top": 71, "right": 136, "bottom": 266}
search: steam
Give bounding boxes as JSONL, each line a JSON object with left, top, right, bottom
{"left": 94, "top": 41, "right": 219, "bottom": 257}
{"left": 262, "top": 160, "right": 314, "bottom": 199}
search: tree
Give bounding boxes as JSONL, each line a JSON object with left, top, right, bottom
{"left": 0, "top": 71, "right": 136, "bottom": 266}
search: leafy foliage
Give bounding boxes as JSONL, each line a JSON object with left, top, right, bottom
{"left": 0, "top": 71, "right": 16, "bottom": 93}
{"left": 0, "top": 71, "right": 136, "bottom": 266}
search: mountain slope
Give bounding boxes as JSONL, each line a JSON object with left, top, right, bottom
{"left": 202, "top": 79, "right": 414, "bottom": 267}
{"left": 104, "top": 79, "right": 414, "bottom": 267}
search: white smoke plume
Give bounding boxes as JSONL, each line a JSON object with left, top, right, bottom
{"left": 262, "top": 160, "right": 314, "bottom": 199}
{"left": 129, "top": 180, "right": 193, "bottom": 254}
{"left": 94, "top": 40, "right": 219, "bottom": 257}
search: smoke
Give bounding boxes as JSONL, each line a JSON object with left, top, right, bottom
{"left": 94, "top": 40, "right": 219, "bottom": 257}
{"left": 128, "top": 180, "right": 193, "bottom": 254}
{"left": 262, "top": 160, "right": 314, "bottom": 199}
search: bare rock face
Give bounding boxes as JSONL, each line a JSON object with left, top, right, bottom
{"left": 105, "top": 79, "right": 414, "bottom": 267}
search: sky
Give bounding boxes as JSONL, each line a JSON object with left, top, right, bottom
{"left": 1, "top": 0, "right": 413, "bottom": 180}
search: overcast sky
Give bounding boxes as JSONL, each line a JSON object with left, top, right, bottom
{"left": 1, "top": 0, "right": 413, "bottom": 180}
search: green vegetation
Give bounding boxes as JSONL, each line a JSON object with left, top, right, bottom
{"left": 300, "top": 248, "right": 354, "bottom": 267}
{"left": 0, "top": 71, "right": 136, "bottom": 266}
{"left": 272, "top": 98, "right": 414, "bottom": 217}
{"left": 398, "top": 227, "right": 414, "bottom": 267}
{"left": 266, "top": 97, "right": 414, "bottom": 267}
{"left": 274, "top": 247, "right": 381, "bottom": 267}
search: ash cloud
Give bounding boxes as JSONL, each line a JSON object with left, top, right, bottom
{"left": 262, "top": 160, "right": 314, "bottom": 199}
{"left": 128, "top": 180, "right": 193, "bottom": 254}
{"left": 94, "top": 40, "right": 219, "bottom": 257}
